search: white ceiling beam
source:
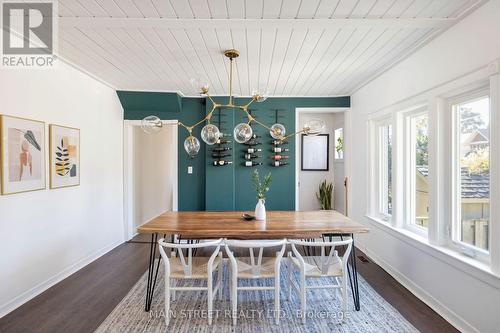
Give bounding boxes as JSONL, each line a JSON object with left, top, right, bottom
{"left": 60, "top": 17, "right": 456, "bottom": 30}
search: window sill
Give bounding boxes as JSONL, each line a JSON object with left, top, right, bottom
{"left": 365, "top": 215, "right": 500, "bottom": 290}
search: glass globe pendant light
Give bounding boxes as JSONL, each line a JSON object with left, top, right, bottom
{"left": 303, "top": 119, "right": 326, "bottom": 136}
{"left": 184, "top": 135, "right": 200, "bottom": 157}
{"left": 141, "top": 115, "right": 162, "bottom": 134}
{"left": 200, "top": 123, "right": 220, "bottom": 145}
{"left": 269, "top": 123, "right": 286, "bottom": 140}
{"left": 233, "top": 123, "right": 253, "bottom": 143}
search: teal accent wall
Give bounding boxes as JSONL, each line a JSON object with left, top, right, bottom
{"left": 118, "top": 91, "right": 349, "bottom": 211}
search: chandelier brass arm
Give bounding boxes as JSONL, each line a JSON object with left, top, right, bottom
{"left": 141, "top": 49, "right": 325, "bottom": 157}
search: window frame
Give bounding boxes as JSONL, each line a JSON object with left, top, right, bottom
{"left": 448, "top": 88, "right": 491, "bottom": 263}
{"left": 371, "top": 117, "right": 393, "bottom": 222}
{"left": 402, "top": 107, "right": 430, "bottom": 237}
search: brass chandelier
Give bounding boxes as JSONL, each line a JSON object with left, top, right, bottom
{"left": 142, "top": 49, "right": 325, "bottom": 157}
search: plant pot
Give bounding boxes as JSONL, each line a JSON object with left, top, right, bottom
{"left": 255, "top": 199, "right": 266, "bottom": 221}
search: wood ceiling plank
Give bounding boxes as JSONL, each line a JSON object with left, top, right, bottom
{"left": 317, "top": 27, "right": 388, "bottom": 95}
{"left": 184, "top": 28, "right": 226, "bottom": 94}
{"left": 349, "top": 0, "right": 378, "bottom": 18}
{"left": 60, "top": 0, "right": 94, "bottom": 17}
{"left": 262, "top": 0, "right": 282, "bottom": 19}
{"left": 265, "top": 28, "right": 293, "bottom": 95}
{"left": 151, "top": 0, "right": 178, "bottom": 18}
{"left": 170, "top": 0, "right": 200, "bottom": 18}
{"left": 304, "top": 27, "right": 372, "bottom": 95}
{"left": 340, "top": 28, "right": 435, "bottom": 94}
{"left": 245, "top": 0, "right": 264, "bottom": 19}
{"left": 226, "top": 0, "right": 245, "bottom": 19}
{"left": 112, "top": 0, "right": 143, "bottom": 18}
{"left": 207, "top": 0, "right": 229, "bottom": 18}
{"left": 327, "top": 28, "right": 401, "bottom": 93}
{"left": 279, "top": 28, "right": 325, "bottom": 95}
{"left": 245, "top": 28, "right": 262, "bottom": 96}
{"left": 199, "top": 28, "right": 233, "bottom": 94}
{"left": 256, "top": 27, "right": 277, "bottom": 95}
{"left": 93, "top": 0, "right": 127, "bottom": 17}
{"left": 230, "top": 28, "right": 251, "bottom": 95}
{"left": 278, "top": 0, "right": 302, "bottom": 18}
{"left": 132, "top": 0, "right": 161, "bottom": 17}
{"left": 75, "top": 0, "right": 110, "bottom": 17}
{"left": 271, "top": 28, "right": 308, "bottom": 95}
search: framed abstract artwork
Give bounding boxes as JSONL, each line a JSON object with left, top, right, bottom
{"left": 301, "top": 133, "right": 329, "bottom": 171}
{"left": 49, "top": 124, "right": 80, "bottom": 189}
{"left": 0, "top": 115, "right": 46, "bottom": 195}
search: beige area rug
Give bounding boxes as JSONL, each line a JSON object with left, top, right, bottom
{"left": 95, "top": 260, "right": 419, "bottom": 333}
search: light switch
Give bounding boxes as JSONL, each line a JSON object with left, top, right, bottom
{"left": 188, "top": 166, "right": 193, "bottom": 174}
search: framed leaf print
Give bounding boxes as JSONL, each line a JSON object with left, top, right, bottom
{"left": 49, "top": 125, "right": 80, "bottom": 189}
{"left": 0, "top": 115, "right": 46, "bottom": 195}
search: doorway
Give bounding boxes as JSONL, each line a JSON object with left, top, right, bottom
{"left": 295, "top": 108, "right": 348, "bottom": 214}
{"left": 123, "top": 120, "right": 178, "bottom": 240}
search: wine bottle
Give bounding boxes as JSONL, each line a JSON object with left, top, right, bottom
{"left": 270, "top": 155, "right": 289, "bottom": 161}
{"left": 211, "top": 147, "right": 232, "bottom": 152}
{"left": 271, "top": 140, "right": 288, "bottom": 145}
{"left": 246, "top": 148, "right": 262, "bottom": 153}
{"left": 212, "top": 153, "right": 231, "bottom": 158}
{"left": 213, "top": 160, "right": 233, "bottom": 166}
{"left": 272, "top": 147, "right": 289, "bottom": 153}
{"left": 216, "top": 139, "right": 231, "bottom": 144}
{"left": 273, "top": 161, "right": 288, "bottom": 167}
{"left": 243, "top": 161, "right": 263, "bottom": 167}
{"left": 244, "top": 153, "right": 262, "bottom": 160}
{"left": 243, "top": 140, "right": 262, "bottom": 146}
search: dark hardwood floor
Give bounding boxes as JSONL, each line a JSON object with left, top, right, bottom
{"left": 0, "top": 235, "right": 458, "bottom": 333}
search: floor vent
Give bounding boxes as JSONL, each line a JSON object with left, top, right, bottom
{"left": 357, "top": 255, "right": 370, "bottom": 263}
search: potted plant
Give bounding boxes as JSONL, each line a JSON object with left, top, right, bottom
{"left": 251, "top": 169, "right": 272, "bottom": 220}
{"left": 316, "top": 180, "right": 333, "bottom": 210}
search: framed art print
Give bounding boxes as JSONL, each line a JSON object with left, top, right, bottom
{"left": 301, "top": 133, "right": 329, "bottom": 171}
{"left": 49, "top": 124, "right": 80, "bottom": 189}
{"left": 0, "top": 115, "right": 46, "bottom": 195}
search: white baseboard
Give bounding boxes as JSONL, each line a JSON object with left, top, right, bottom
{"left": 0, "top": 240, "right": 124, "bottom": 318}
{"left": 363, "top": 246, "right": 479, "bottom": 333}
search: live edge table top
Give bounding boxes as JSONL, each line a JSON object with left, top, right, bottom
{"left": 137, "top": 211, "right": 369, "bottom": 240}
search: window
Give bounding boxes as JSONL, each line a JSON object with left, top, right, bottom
{"left": 405, "top": 111, "right": 429, "bottom": 233}
{"left": 452, "top": 95, "right": 490, "bottom": 255}
{"left": 379, "top": 124, "right": 392, "bottom": 216}
{"left": 372, "top": 119, "right": 392, "bottom": 220}
{"left": 334, "top": 128, "right": 344, "bottom": 160}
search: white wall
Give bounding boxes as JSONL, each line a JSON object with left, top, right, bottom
{"left": 133, "top": 126, "right": 175, "bottom": 228}
{"left": 0, "top": 61, "right": 124, "bottom": 317}
{"left": 349, "top": 1, "right": 500, "bottom": 332}
{"left": 298, "top": 112, "right": 344, "bottom": 211}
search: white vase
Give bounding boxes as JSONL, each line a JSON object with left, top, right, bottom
{"left": 255, "top": 199, "right": 266, "bottom": 221}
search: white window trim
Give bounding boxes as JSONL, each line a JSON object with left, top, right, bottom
{"left": 369, "top": 116, "right": 392, "bottom": 223}
{"left": 402, "top": 106, "right": 429, "bottom": 238}
{"left": 366, "top": 60, "right": 500, "bottom": 276}
{"left": 447, "top": 88, "right": 491, "bottom": 263}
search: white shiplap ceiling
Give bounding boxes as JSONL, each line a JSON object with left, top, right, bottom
{"left": 57, "top": 0, "right": 486, "bottom": 96}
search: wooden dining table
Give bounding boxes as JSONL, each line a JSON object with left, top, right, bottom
{"left": 137, "top": 210, "right": 369, "bottom": 312}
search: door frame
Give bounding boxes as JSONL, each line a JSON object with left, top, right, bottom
{"left": 295, "top": 107, "right": 350, "bottom": 212}
{"left": 123, "top": 119, "right": 178, "bottom": 241}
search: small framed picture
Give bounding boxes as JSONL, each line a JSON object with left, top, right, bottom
{"left": 49, "top": 124, "right": 80, "bottom": 189}
{"left": 0, "top": 115, "right": 46, "bottom": 195}
{"left": 301, "top": 134, "right": 329, "bottom": 171}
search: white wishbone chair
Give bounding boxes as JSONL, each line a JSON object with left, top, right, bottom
{"left": 224, "top": 239, "right": 287, "bottom": 325}
{"left": 287, "top": 238, "right": 353, "bottom": 324}
{"left": 158, "top": 238, "right": 223, "bottom": 325}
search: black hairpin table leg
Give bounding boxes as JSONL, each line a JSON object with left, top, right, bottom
{"left": 324, "top": 233, "right": 361, "bottom": 311}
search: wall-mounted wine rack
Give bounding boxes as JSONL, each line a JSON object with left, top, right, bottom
{"left": 211, "top": 108, "right": 233, "bottom": 167}
{"left": 269, "top": 109, "right": 289, "bottom": 167}
{"left": 241, "top": 109, "right": 263, "bottom": 167}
